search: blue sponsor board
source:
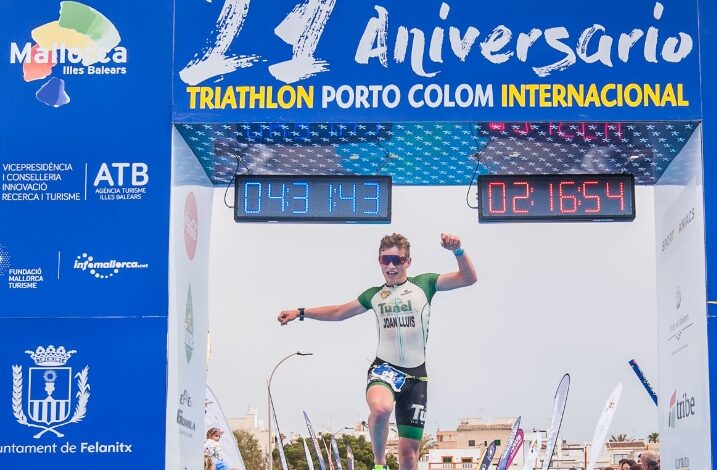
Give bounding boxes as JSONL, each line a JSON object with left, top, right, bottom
{"left": 0, "top": 317, "right": 166, "bottom": 467}
{"left": 0, "top": 0, "right": 173, "bottom": 317}
{"left": 173, "top": 0, "right": 700, "bottom": 122}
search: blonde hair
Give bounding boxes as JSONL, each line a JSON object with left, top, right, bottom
{"left": 379, "top": 233, "right": 410, "bottom": 257}
{"left": 204, "top": 454, "right": 215, "bottom": 470}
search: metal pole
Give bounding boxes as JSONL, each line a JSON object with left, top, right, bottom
{"left": 268, "top": 351, "right": 313, "bottom": 470}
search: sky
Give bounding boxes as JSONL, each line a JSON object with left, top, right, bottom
{"left": 205, "top": 184, "right": 659, "bottom": 443}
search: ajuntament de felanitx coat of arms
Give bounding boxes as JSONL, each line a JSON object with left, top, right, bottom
{"left": 12, "top": 345, "right": 89, "bottom": 438}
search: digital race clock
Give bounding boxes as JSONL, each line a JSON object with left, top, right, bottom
{"left": 234, "top": 175, "right": 391, "bottom": 223}
{"left": 478, "top": 174, "right": 635, "bottom": 222}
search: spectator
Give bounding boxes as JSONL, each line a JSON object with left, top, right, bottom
{"left": 639, "top": 451, "right": 660, "bottom": 470}
{"left": 619, "top": 459, "right": 637, "bottom": 470}
{"left": 204, "top": 427, "right": 229, "bottom": 470}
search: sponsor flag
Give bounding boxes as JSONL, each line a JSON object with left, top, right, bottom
{"left": 323, "top": 439, "right": 336, "bottom": 470}
{"left": 541, "top": 374, "right": 570, "bottom": 470}
{"left": 628, "top": 359, "right": 658, "bottom": 406}
{"left": 586, "top": 383, "right": 623, "bottom": 470}
{"left": 479, "top": 441, "right": 497, "bottom": 470}
{"left": 505, "top": 429, "right": 524, "bottom": 468}
{"left": 522, "top": 435, "right": 542, "bottom": 470}
{"left": 330, "top": 435, "right": 343, "bottom": 470}
{"left": 269, "top": 392, "right": 289, "bottom": 470}
{"left": 346, "top": 444, "right": 355, "bottom": 470}
{"left": 205, "top": 385, "right": 246, "bottom": 470}
{"left": 303, "top": 437, "right": 316, "bottom": 470}
{"left": 497, "top": 416, "right": 521, "bottom": 470}
{"left": 304, "top": 411, "right": 327, "bottom": 470}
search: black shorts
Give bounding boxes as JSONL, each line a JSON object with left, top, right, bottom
{"left": 366, "top": 358, "right": 427, "bottom": 440}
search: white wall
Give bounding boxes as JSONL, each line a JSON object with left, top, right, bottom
{"left": 207, "top": 183, "right": 658, "bottom": 443}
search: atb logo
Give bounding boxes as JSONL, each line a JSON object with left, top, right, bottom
{"left": 12, "top": 345, "right": 90, "bottom": 438}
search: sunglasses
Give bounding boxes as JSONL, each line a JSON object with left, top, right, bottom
{"left": 379, "top": 255, "right": 408, "bottom": 265}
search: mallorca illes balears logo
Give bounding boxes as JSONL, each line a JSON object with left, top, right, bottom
{"left": 12, "top": 346, "right": 89, "bottom": 439}
{"left": 9, "top": 1, "right": 127, "bottom": 108}
{"left": 73, "top": 252, "right": 149, "bottom": 279}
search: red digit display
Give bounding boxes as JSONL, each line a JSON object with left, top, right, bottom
{"left": 606, "top": 182, "right": 625, "bottom": 210}
{"left": 582, "top": 180, "right": 601, "bottom": 213}
{"left": 559, "top": 181, "right": 577, "bottom": 213}
{"left": 478, "top": 174, "right": 635, "bottom": 222}
{"left": 512, "top": 181, "right": 530, "bottom": 213}
{"left": 488, "top": 182, "right": 507, "bottom": 214}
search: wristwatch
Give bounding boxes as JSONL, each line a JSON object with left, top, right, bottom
{"left": 298, "top": 307, "right": 305, "bottom": 321}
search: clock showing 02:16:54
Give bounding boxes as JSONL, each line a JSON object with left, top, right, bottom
{"left": 477, "top": 174, "right": 636, "bottom": 222}
{"left": 234, "top": 175, "right": 392, "bottom": 223}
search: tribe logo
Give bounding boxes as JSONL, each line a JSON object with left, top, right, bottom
{"left": 9, "top": 1, "right": 127, "bottom": 107}
{"left": 0, "top": 244, "right": 10, "bottom": 276}
{"left": 12, "top": 345, "right": 90, "bottom": 438}
{"left": 73, "top": 252, "right": 149, "bottom": 279}
{"left": 668, "top": 389, "right": 696, "bottom": 428}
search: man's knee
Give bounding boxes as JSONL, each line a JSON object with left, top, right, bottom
{"left": 399, "top": 447, "right": 418, "bottom": 469}
{"left": 368, "top": 400, "right": 393, "bottom": 419}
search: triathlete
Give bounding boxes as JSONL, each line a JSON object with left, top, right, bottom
{"left": 278, "top": 233, "right": 477, "bottom": 470}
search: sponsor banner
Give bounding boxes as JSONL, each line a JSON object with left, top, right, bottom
{"left": 0, "top": 0, "right": 173, "bottom": 317}
{"left": 628, "top": 360, "right": 658, "bottom": 406}
{"left": 323, "top": 439, "right": 336, "bottom": 470}
{"left": 497, "top": 416, "right": 520, "bottom": 470}
{"left": 522, "top": 435, "right": 542, "bottom": 470}
{"left": 478, "top": 440, "right": 496, "bottom": 470}
{"left": 345, "top": 444, "right": 354, "bottom": 470}
{"left": 271, "top": 393, "right": 289, "bottom": 470}
{"left": 0, "top": 317, "right": 167, "bottom": 467}
{"left": 586, "top": 384, "right": 622, "bottom": 470}
{"left": 304, "top": 412, "right": 327, "bottom": 470}
{"left": 304, "top": 437, "right": 316, "bottom": 470}
{"left": 655, "top": 128, "right": 711, "bottom": 470}
{"left": 167, "top": 132, "right": 214, "bottom": 470}
{"left": 505, "top": 429, "right": 524, "bottom": 469}
{"left": 204, "top": 386, "right": 246, "bottom": 470}
{"left": 330, "top": 435, "right": 343, "bottom": 470}
{"left": 542, "top": 374, "right": 570, "bottom": 470}
{"left": 173, "top": 0, "right": 700, "bottom": 123}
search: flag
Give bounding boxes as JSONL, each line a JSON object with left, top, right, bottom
{"left": 304, "top": 412, "right": 327, "bottom": 470}
{"left": 505, "top": 429, "right": 524, "bottom": 468}
{"left": 479, "top": 441, "right": 497, "bottom": 470}
{"left": 497, "top": 416, "right": 521, "bottom": 470}
{"left": 205, "top": 385, "right": 246, "bottom": 470}
{"left": 330, "top": 435, "right": 343, "bottom": 470}
{"left": 541, "top": 374, "right": 570, "bottom": 470}
{"left": 586, "top": 384, "right": 623, "bottom": 470}
{"left": 269, "top": 392, "right": 288, "bottom": 470}
{"left": 303, "top": 437, "right": 315, "bottom": 470}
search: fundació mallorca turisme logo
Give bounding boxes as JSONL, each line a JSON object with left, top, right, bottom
{"left": 12, "top": 345, "right": 90, "bottom": 438}
{"left": 9, "top": 1, "right": 127, "bottom": 108}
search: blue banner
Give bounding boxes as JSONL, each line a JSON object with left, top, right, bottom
{"left": 174, "top": 0, "right": 700, "bottom": 123}
{"left": 0, "top": 0, "right": 173, "bottom": 317}
{"left": 0, "top": 317, "right": 167, "bottom": 467}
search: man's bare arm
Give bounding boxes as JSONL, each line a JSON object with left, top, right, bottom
{"left": 278, "top": 300, "right": 367, "bottom": 325}
{"left": 436, "top": 233, "right": 478, "bottom": 291}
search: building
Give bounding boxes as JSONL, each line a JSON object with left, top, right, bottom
{"left": 228, "top": 407, "right": 270, "bottom": 457}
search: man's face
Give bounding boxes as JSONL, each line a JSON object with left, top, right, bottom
{"left": 621, "top": 463, "right": 631, "bottom": 470}
{"left": 379, "top": 246, "right": 411, "bottom": 285}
